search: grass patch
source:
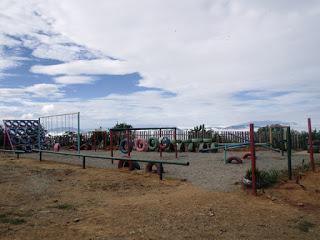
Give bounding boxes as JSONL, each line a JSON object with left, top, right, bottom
{"left": 53, "top": 203, "right": 75, "bottom": 210}
{"left": 0, "top": 213, "right": 26, "bottom": 225}
{"left": 244, "top": 169, "right": 279, "bottom": 188}
{"left": 296, "top": 220, "right": 315, "bottom": 232}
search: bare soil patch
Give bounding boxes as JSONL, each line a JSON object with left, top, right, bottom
{"left": 0, "top": 155, "right": 319, "bottom": 239}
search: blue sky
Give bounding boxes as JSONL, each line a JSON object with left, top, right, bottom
{"left": 0, "top": 0, "right": 320, "bottom": 130}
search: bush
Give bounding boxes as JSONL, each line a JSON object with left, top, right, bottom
{"left": 244, "top": 168, "right": 279, "bottom": 188}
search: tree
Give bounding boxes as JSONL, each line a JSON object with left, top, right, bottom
{"left": 113, "top": 122, "right": 133, "bottom": 129}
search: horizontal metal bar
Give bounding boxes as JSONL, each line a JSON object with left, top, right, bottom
{"left": 110, "top": 127, "right": 177, "bottom": 131}
{"left": 0, "top": 149, "right": 25, "bottom": 154}
{"left": 39, "top": 112, "right": 79, "bottom": 119}
{"left": 32, "top": 149, "right": 189, "bottom": 166}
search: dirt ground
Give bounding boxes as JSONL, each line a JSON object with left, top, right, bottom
{"left": 0, "top": 155, "right": 320, "bottom": 240}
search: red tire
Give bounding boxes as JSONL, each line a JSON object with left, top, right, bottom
{"left": 135, "top": 138, "right": 148, "bottom": 152}
{"left": 242, "top": 153, "right": 251, "bottom": 159}
{"left": 53, "top": 143, "right": 61, "bottom": 152}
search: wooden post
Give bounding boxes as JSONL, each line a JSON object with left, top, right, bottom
{"left": 250, "top": 123, "right": 257, "bottom": 196}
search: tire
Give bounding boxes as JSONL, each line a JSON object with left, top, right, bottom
{"left": 120, "top": 138, "right": 134, "bottom": 154}
{"left": 145, "top": 162, "right": 164, "bottom": 174}
{"left": 227, "top": 156, "right": 243, "bottom": 164}
{"left": 135, "top": 138, "right": 148, "bottom": 152}
{"left": 160, "top": 137, "right": 170, "bottom": 150}
{"left": 148, "top": 137, "right": 159, "bottom": 151}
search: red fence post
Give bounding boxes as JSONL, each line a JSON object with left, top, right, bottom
{"left": 110, "top": 130, "right": 113, "bottom": 157}
{"left": 307, "top": 118, "right": 315, "bottom": 172}
{"left": 250, "top": 123, "right": 257, "bottom": 196}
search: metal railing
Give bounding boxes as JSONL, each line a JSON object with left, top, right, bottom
{"left": 32, "top": 149, "right": 189, "bottom": 180}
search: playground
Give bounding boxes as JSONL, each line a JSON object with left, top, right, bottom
{"left": 0, "top": 155, "right": 319, "bottom": 240}
{"left": 1, "top": 113, "right": 320, "bottom": 239}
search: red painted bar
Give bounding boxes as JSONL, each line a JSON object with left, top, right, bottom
{"left": 250, "top": 123, "right": 257, "bottom": 196}
{"left": 308, "top": 118, "right": 315, "bottom": 172}
{"left": 110, "top": 130, "right": 113, "bottom": 157}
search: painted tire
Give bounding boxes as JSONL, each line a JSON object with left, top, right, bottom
{"left": 148, "top": 137, "right": 159, "bottom": 151}
{"left": 135, "top": 138, "right": 148, "bottom": 152}
{"left": 4, "top": 121, "right": 12, "bottom": 127}
{"left": 191, "top": 138, "right": 201, "bottom": 143}
{"left": 19, "top": 121, "right": 27, "bottom": 127}
{"left": 145, "top": 162, "right": 164, "bottom": 174}
{"left": 203, "top": 138, "right": 212, "bottom": 143}
{"left": 160, "top": 137, "right": 170, "bottom": 150}
{"left": 54, "top": 143, "right": 61, "bottom": 152}
{"left": 227, "top": 156, "right": 243, "bottom": 164}
{"left": 119, "top": 138, "right": 134, "bottom": 154}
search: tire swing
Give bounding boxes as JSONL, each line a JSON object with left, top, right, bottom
{"left": 159, "top": 136, "right": 170, "bottom": 151}
{"left": 145, "top": 162, "right": 164, "bottom": 174}
{"left": 227, "top": 156, "right": 243, "bottom": 164}
{"left": 148, "top": 137, "right": 159, "bottom": 151}
{"left": 135, "top": 138, "right": 148, "bottom": 152}
{"left": 119, "top": 138, "right": 134, "bottom": 154}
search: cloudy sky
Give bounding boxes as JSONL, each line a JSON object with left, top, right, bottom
{"left": 0, "top": 0, "right": 319, "bottom": 130}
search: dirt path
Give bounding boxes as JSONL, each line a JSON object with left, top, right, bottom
{"left": 0, "top": 155, "right": 320, "bottom": 239}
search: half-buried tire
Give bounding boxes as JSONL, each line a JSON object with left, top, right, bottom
{"left": 145, "top": 162, "right": 164, "bottom": 174}
{"left": 227, "top": 156, "right": 243, "bottom": 164}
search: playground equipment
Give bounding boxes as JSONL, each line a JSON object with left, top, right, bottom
{"left": 110, "top": 127, "right": 178, "bottom": 158}
{"left": 2, "top": 119, "right": 45, "bottom": 152}
{"left": 39, "top": 112, "right": 80, "bottom": 153}
{"left": 33, "top": 149, "right": 189, "bottom": 180}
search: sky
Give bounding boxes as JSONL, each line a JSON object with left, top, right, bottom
{"left": 0, "top": 0, "right": 319, "bottom": 130}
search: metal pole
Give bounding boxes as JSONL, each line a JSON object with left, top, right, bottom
{"left": 224, "top": 144, "right": 227, "bottom": 164}
{"left": 307, "top": 118, "right": 315, "bottom": 172}
{"left": 249, "top": 123, "right": 257, "bottom": 196}
{"left": 269, "top": 126, "right": 272, "bottom": 145}
{"left": 77, "top": 112, "right": 80, "bottom": 155}
{"left": 38, "top": 118, "right": 41, "bottom": 161}
{"left": 82, "top": 156, "right": 86, "bottom": 169}
{"left": 174, "top": 128, "right": 178, "bottom": 159}
{"left": 159, "top": 163, "right": 163, "bottom": 180}
{"left": 287, "top": 127, "right": 292, "bottom": 180}
{"left": 110, "top": 130, "right": 114, "bottom": 160}
{"left": 160, "top": 128, "right": 162, "bottom": 158}
{"left": 127, "top": 130, "right": 131, "bottom": 157}
{"left": 3, "top": 126, "right": 6, "bottom": 149}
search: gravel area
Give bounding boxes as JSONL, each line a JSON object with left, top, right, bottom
{"left": 22, "top": 149, "right": 316, "bottom": 192}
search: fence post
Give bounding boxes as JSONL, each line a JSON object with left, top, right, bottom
{"left": 82, "top": 156, "right": 86, "bottom": 169}
{"left": 249, "top": 123, "right": 257, "bottom": 196}
{"left": 110, "top": 130, "right": 113, "bottom": 158}
{"left": 160, "top": 128, "right": 162, "bottom": 158}
{"left": 159, "top": 163, "right": 163, "bottom": 180}
{"left": 77, "top": 112, "right": 80, "bottom": 155}
{"left": 39, "top": 151, "right": 42, "bottom": 161}
{"left": 174, "top": 128, "right": 178, "bottom": 159}
{"left": 307, "top": 118, "right": 315, "bottom": 172}
{"left": 287, "top": 127, "right": 292, "bottom": 180}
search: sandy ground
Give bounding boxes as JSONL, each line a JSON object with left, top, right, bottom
{"left": 25, "top": 149, "right": 317, "bottom": 191}
{"left": 0, "top": 154, "right": 320, "bottom": 240}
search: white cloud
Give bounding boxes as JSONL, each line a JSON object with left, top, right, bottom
{"left": 0, "top": 0, "right": 320, "bottom": 128}
{"left": 31, "top": 59, "right": 135, "bottom": 75}
{"left": 54, "top": 75, "right": 94, "bottom": 85}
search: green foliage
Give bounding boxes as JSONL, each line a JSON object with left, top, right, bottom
{"left": 296, "top": 220, "right": 315, "bottom": 232}
{"left": 113, "top": 122, "right": 133, "bottom": 129}
{"left": 244, "top": 168, "right": 279, "bottom": 187}
{"left": 0, "top": 214, "right": 26, "bottom": 225}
